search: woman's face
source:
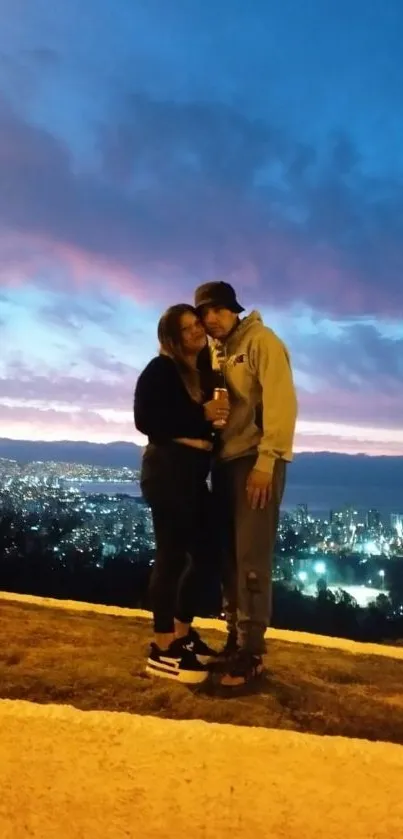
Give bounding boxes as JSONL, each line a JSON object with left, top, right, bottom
{"left": 179, "top": 311, "right": 207, "bottom": 354}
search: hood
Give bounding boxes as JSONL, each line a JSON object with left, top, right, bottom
{"left": 224, "top": 310, "right": 264, "bottom": 348}
{"left": 235, "top": 310, "right": 263, "bottom": 334}
{"left": 208, "top": 311, "right": 265, "bottom": 368}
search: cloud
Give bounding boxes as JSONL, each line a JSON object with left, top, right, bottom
{"left": 82, "top": 347, "right": 138, "bottom": 378}
{"left": 100, "top": 93, "right": 281, "bottom": 189}
{"left": 40, "top": 296, "right": 116, "bottom": 333}
{"left": 295, "top": 321, "right": 403, "bottom": 382}
{"left": 0, "top": 376, "right": 132, "bottom": 411}
{"left": 0, "top": 344, "right": 138, "bottom": 413}
{"left": 298, "top": 388, "right": 403, "bottom": 430}
{"left": 1, "top": 92, "right": 403, "bottom": 316}
{"left": 292, "top": 321, "right": 403, "bottom": 432}
{"left": 0, "top": 403, "right": 129, "bottom": 443}
{"left": 294, "top": 322, "right": 403, "bottom": 397}
{"left": 1, "top": 399, "right": 402, "bottom": 455}
{"left": 1, "top": 313, "right": 402, "bottom": 456}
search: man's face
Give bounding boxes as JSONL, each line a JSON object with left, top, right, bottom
{"left": 199, "top": 306, "right": 238, "bottom": 340}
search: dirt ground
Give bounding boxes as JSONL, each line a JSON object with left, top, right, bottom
{"left": 1, "top": 598, "right": 403, "bottom": 743}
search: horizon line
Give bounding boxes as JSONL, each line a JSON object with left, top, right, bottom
{"left": 0, "top": 436, "right": 403, "bottom": 459}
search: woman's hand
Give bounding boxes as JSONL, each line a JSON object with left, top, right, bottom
{"left": 203, "top": 398, "right": 230, "bottom": 426}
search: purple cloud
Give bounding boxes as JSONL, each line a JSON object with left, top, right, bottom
{"left": 0, "top": 92, "right": 402, "bottom": 316}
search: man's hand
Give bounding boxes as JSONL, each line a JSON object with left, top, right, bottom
{"left": 246, "top": 468, "right": 272, "bottom": 510}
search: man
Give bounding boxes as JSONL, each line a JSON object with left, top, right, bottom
{"left": 194, "top": 281, "right": 297, "bottom": 689}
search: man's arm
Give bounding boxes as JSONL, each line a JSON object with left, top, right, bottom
{"left": 250, "top": 328, "right": 298, "bottom": 479}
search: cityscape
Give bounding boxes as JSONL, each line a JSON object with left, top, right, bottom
{"left": 1, "top": 456, "right": 403, "bottom": 620}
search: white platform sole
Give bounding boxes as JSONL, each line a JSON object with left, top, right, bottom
{"left": 146, "top": 661, "right": 208, "bottom": 685}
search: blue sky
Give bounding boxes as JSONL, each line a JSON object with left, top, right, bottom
{"left": 0, "top": 0, "right": 403, "bottom": 452}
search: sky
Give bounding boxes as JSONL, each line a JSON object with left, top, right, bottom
{"left": 0, "top": 0, "right": 403, "bottom": 455}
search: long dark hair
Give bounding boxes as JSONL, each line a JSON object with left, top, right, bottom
{"left": 157, "top": 304, "right": 204, "bottom": 402}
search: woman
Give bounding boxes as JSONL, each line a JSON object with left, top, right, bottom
{"left": 134, "top": 304, "right": 229, "bottom": 684}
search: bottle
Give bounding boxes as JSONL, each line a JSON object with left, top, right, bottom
{"left": 212, "top": 386, "right": 229, "bottom": 429}
{"left": 212, "top": 349, "right": 228, "bottom": 429}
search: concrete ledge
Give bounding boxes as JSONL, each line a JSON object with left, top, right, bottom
{"left": 1, "top": 589, "right": 403, "bottom": 661}
{"left": 0, "top": 698, "right": 402, "bottom": 839}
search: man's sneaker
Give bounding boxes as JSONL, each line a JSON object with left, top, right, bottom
{"left": 187, "top": 628, "right": 218, "bottom": 665}
{"left": 218, "top": 649, "right": 264, "bottom": 689}
{"left": 207, "top": 630, "right": 239, "bottom": 673}
{"left": 146, "top": 638, "right": 209, "bottom": 685}
{"left": 218, "top": 630, "right": 239, "bottom": 659}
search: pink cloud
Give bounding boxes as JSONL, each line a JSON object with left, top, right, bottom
{"left": 0, "top": 404, "right": 131, "bottom": 443}
{"left": 1, "top": 329, "right": 402, "bottom": 455}
{"left": 1, "top": 93, "right": 403, "bottom": 316}
{"left": 0, "top": 400, "right": 402, "bottom": 456}
{"left": 0, "top": 373, "right": 136, "bottom": 412}
{"left": 298, "top": 387, "right": 403, "bottom": 430}
{"left": 0, "top": 230, "right": 164, "bottom": 304}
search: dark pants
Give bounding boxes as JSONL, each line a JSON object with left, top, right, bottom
{"left": 212, "top": 455, "right": 286, "bottom": 654}
{"left": 141, "top": 443, "right": 214, "bottom": 634}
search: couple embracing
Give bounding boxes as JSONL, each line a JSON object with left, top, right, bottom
{"left": 134, "top": 281, "right": 297, "bottom": 692}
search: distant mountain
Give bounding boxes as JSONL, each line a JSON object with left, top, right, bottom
{"left": 0, "top": 438, "right": 143, "bottom": 470}
{"left": 0, "top": 437, "right": 402, "bottom": 488}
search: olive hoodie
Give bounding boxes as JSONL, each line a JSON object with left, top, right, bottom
{"left": 210, "top": 311, "right": 298, "bottom": 478}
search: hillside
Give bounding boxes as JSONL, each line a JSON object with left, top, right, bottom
{"left": 1, "top": 595, "right": 403, "bottom": 744}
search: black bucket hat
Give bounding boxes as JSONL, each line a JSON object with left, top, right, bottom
{"left": 194, "top": 281, "right": 245, "bottom": 314}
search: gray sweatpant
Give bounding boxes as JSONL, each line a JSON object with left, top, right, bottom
{"left": 212, "top": 455, "right": 286, "bottom": 654}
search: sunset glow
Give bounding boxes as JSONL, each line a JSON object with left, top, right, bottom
{"left": 1, "top": 2, "right": 402, "bottom": 455}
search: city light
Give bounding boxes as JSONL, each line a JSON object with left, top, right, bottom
{"left": 1, "top": 457, "right": 402, "bottom": 620}
{"left": 313, "top": 561, "right": 326, "bottom": 575}
{"left": 364, "top": 540, "right": 378, "bottom": 556}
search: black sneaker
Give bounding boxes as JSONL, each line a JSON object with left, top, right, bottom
{"left": 207, "top": 630, "right": 239, "bottom": 673}
{"left": 215, "top": 630, "right": 239, "bottom": 661}
{"left": 187, "top": 628, "right": 218, "bottom": 665}
{"left": 218, "top": 649, "right": 264, "bottom": 689}
{"left": 146, "top": 638, "right": 209, "bottom": 685}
